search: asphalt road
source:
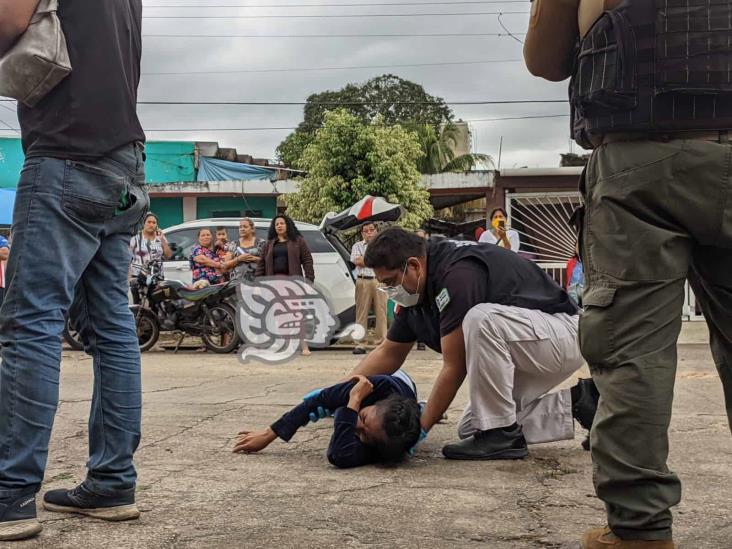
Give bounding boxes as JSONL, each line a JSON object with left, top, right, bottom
{"left": 10, "top": 342, "right": 732, "bottom": 548}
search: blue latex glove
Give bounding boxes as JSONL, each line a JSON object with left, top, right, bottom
{"left": 308, "top": 406, "right": 333, "bottom": 423}
{"left": 408, "top": 428, "right": 429, "bottom": 457}
{"left": 303, "top": 388, "right": 323, "bottom": 400}
{"left": 303, "top": 388, "right": 333, "bottom": 423}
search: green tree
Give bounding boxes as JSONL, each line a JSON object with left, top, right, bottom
{"left": 276, "top": 74, "right": 453, "bottom": 167}
{"left": 410, "top": 123, "right": 494, "bottom": 174}
{"left": 285, "top": 110, "right": 433, "bottom": 229}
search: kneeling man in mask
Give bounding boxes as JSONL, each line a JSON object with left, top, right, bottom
{"left": 350, "top": 227, "right": 597, "bottom": 459}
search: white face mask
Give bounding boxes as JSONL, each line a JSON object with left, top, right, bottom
{"left": 380, "top": 261, "right": 421, "bottom": 307}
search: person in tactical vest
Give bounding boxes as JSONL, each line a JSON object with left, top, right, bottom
{"left": 526, "top": 1, "right": 732, "bottom": 548}
{"left": 346, "top": 228, "right": 599, "bottom": 460}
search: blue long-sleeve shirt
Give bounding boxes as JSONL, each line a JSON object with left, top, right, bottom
{"left": 270, "top": 375, "right": 417, "bottom": 469}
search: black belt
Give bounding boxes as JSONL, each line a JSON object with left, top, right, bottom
{"left": 357, "top": 275, "right": 375, "bottom": 279}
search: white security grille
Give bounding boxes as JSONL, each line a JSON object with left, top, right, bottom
{"left": 506, "top": 191, "right": 581, "bottom": 263}
{"left": 506, "top": 190, "right": 704, "bottom": 321}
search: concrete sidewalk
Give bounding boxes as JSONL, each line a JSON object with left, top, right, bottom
{"left": 11, "top": 343, "right": 731, "bottom": 548}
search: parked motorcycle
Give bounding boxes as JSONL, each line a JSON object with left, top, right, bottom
{"left": 137, "top": 266, "right": 240, "bottom": 354}
{"left": 63, "top": 306, "right": 159, "bottom": 353}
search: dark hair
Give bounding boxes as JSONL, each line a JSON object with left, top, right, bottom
{"left": 361, "top": 222, "right": 377, "bottom": 231}
{"left": 489, "top": 207, "right": 508, "bottom": 220}
{"left": 198, "top": 227, "right": 212, "bottom": 237}
{"left": 364, "top": 227, "right": 426, "bottom": 270}
{"left": 143, "top": 212, "right": 159, "bottom": 224}
{"left": 268, "top": 215, "right": 302, "bottom": 241}
{"left": 215, "top": 225, "right": 228, "bottom": 233}
{"left": 373, "top": 395, "right": 422, "bottom": 463}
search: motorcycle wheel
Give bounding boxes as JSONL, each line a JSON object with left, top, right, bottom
{"left": 201, "top": 302, "right": 240, "bottom": 354}
{"left": 135, "top": 308, "right": 160, "bottom": 353}
{"left": 62, "top": 317, "right": 84, "bottom": 351}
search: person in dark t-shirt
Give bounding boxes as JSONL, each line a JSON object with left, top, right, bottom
{"left": 233, "top": 372, "right": 421, "bottom": 469}
{"left": 0, "top": 1, "right": 148, "bottom": 539}
{"left": 346, "top": 228, "right": 598, "bottom": 461}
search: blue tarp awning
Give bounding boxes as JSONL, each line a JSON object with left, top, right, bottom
{"left": 197, "top": 157, "right": 276, "bottom": 182}
{"left": 0, "top": 189, "right": 16, "bottom": 226}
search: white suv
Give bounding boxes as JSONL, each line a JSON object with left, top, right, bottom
{"left": 161, "top": 197, "right": 404, "bottom": 337}
{"left": 162, "top": 218, "right": 358, "bottom": 328}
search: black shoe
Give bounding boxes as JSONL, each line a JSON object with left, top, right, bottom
{"left": 571, "top": 378, "right": 600, "bottom": 431}
{"left": 442, "top": 423, "right": 528, "bottom": 460}
{"left": 43, "top": 484, "right": 139, "bottom": 521}
{"left": 416, "top": 343, "right": 426, "bottom": 351}
{"left": 352, "top": 347, "right": 367, "bottom": 355}
{"left": 0, "top": 491, "right": 42, "bottom": 541}
{"left": 581, "top": 435, "right": 591, "bottom": 451}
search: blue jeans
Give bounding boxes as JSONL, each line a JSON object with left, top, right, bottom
{"left": 0, "top": 143, "right": 149, "bottom": 498}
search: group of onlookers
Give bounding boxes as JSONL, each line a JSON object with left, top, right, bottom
{"left": 186, "top": 215, "right": 315, "bottom": 287}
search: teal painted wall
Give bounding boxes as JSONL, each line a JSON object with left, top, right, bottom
{"left": 196, "top": 196, "right": 276, "bottom": 219}
{"left": 150, "top": 197, "right": 184, "bottom": 228}
{"left": 145, "top": 141, "right": 196, "bottom": 184}
{"left": 0, "top": 138, "right": 196, "bottom": 187}
{"left": 0, "top": 138, "right": 25, "bottom": 189}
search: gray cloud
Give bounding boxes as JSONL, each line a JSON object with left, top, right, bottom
{"left": 0, "top": 3, "right": 579, "bottom": 168}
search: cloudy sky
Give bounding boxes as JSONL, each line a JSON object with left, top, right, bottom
{"left": 1, "top": 0, "right": 580, "bottom": 168}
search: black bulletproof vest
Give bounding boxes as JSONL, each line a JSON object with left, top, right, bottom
{"left": 570, "top": 0, "right": 732, "bottom": 149}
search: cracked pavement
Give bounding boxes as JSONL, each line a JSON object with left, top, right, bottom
{"left": 11, "top": 340, "right": 732, "bottom": 548}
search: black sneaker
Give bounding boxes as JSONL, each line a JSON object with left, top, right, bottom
{"left": 0, "top": 491, "right": 42, "bottom": 541}
{"left": 571, "top": 378, "right": 600, "bottom": 431}
{"left": 442, "top": 423, "right": 529, "bottom": 460}
{"left": 581, "top": 435, "right": 591, "bottom": 451}
{"left": 352, "top": 347, "right": 367, "bottom": 355}
{"left": 43, "top": 484, "right": 139, "bottom": 521}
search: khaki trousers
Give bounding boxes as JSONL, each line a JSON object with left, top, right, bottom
{"left": 355, "top": 277, "right": 387, "bottom": 345}
{"left": 458, "top": 303, "right": 584, "bottom": 444}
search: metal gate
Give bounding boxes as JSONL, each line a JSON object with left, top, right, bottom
{"left": 505, "top": 190, "right": 704, "bottom": 321}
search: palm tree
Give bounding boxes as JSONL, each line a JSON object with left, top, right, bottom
{"left": 410, "top": 123, "right": 493, "bottom": 174}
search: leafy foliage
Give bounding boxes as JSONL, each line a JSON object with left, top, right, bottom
{"left": 276, "top": 74, "right": 453, "bottom": 168}
{"left": 285, "top": 110, "right": 433, "bottom": 229}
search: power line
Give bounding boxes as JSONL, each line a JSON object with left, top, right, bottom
{"left": 142, "top": 58, "right": 522, "bottom": 75}
{"left": 0, "top": 114, "right": 570, "bottom": 133}
{"left": 142, "top": 10, "right": 528, "bottom": 18}
{"left": 497, "top": 12, "right": 524, "bottom": 44}
{"left": 133, "top": 99, "right": 565, "bottom": 105}
{"left": 469, "top": 114, "right": 568, "bottom": 122}
{"left": 144, "top": 1, "right": 530, "bottom": 7}
{"left": 0, "top": 98, "right": 566, "bottom": 106}
{"left": 143, "top": 32, "right": 526, "bottom": 38}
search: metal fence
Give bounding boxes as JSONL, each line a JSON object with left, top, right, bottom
{"left": 507, "top": 190, "right": 704, "bottom": 321}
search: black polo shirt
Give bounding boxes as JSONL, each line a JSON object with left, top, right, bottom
{"left": 18, "top": 0, "right": 145, "bottom": 160}
{"left": 387, "top": 240, "right": 578, "bottom": 353}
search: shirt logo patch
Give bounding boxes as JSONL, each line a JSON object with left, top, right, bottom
{"left": 436, "top": 288, "right": 450, "bottom": 312}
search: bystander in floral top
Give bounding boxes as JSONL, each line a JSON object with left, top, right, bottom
{"left": 189, "top": 245, "right": 222, "bottom": 284}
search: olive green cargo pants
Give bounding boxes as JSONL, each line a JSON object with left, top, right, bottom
{"left": 578, "top": 137, "right": 732, "bottom": 541}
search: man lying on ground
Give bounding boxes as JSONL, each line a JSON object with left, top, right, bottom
{"left": 233, "top": 372, "right": 421, "bottom": 468}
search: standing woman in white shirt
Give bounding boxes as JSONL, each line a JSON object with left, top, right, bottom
{"left": 479, "top": 208, "right": 520, "bottom": 252}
